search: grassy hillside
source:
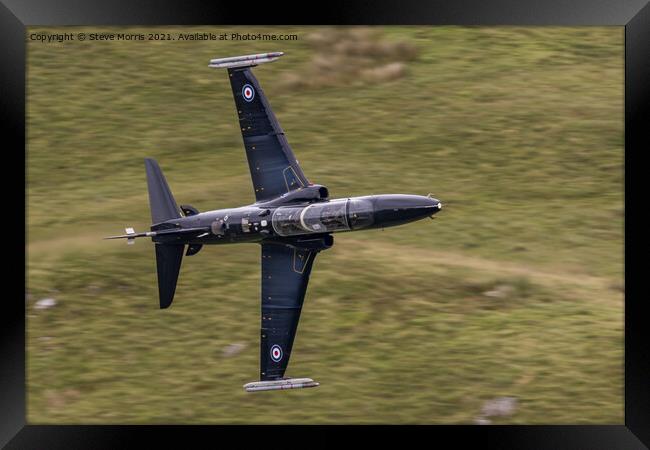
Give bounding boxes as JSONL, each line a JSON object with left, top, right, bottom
{"left": 26, "top": 26, "right": 623, "bottom": 424}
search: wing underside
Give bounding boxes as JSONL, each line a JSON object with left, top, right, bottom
{"left": 227, "top": 67, "right": 309, "bottom": 202}
{"left": 260, "top": 241, "right": 319, "bottom": 381}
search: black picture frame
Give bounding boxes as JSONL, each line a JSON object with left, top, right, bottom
{"left": 5, "top": 0, "right": 649, "bottom": 448}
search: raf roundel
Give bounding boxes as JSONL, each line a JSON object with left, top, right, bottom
{"left": 270, "top": 344, "right": 283, "bottom": 362}
{"left": 242, "top": 84, "right": 255, "bottom": 102}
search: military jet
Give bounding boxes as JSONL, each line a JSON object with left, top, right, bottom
{"left": 106, "top": 52, "right": 442, "bottom": 392}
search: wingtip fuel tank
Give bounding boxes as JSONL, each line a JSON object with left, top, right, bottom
{"left": 243, "top": 377, "right": 319, "bottom": 392}
{"left": 208, "top": 52, "right": 284, "bottom": 69}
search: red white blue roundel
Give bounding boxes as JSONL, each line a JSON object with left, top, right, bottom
{"left": 270, "top": 344, "right": 283, "bottom": 362}
{"left": 242, "top": 84, "right": 255, "bottom": 102}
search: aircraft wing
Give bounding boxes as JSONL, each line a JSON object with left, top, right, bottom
{"left": 259, "top": 240, "right": 322, "bottom": 381}
{"left": 226, "top": 66, "right": 310, "bottom": 202}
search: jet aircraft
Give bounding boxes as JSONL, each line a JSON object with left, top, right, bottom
{"left": 107, "top": 52, "right": 442, "bottom": 392}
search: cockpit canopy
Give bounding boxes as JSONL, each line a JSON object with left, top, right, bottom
{"left": 271, "top": 197, "right": 374, "bottom": 236}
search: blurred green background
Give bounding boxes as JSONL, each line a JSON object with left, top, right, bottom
{"left": 27, "top": 26, "right": 623, "bottom": 424}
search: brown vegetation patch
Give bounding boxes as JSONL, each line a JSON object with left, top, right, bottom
{"left": 280, "top": 27, "right": 418, "bottom": 89}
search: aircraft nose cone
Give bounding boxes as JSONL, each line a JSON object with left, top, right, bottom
{"left": 425, "top": 195, "right": 442, "bottom": 211}
{"left": 425, "top": 196, "right": 441, "bottom": 209}
{"left": 423, "top": 196, "right": 442, "bottom": 215}
{"left": 373, "top": 194, "right": 441, "bottom": 228}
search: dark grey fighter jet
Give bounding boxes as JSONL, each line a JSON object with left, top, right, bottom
{"left": 107, "top": 52, "right": 442, "bottom": 392}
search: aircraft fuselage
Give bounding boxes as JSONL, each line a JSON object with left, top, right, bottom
{"left": 152, "top": 193, "right": 442, "bottom": 246}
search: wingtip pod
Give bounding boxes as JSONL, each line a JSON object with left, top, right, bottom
{"left": 208, "top": 52, "right": 284, "bottom": 69}
{"left": 243, "top": 378, "right": 319, "bottom": 392}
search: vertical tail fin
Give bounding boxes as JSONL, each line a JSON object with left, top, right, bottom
{"left": 155, "top": 244, "right": 184, "bottom": 309}
{"left": 144, "top": 158, "right": 182, "bottom": 225}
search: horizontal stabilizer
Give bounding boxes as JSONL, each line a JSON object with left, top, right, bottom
{"left": 145, "top": 158, "right": 182, "bottom": 225}
{"left": 155, "top": 244, "right": 184, "bottom": 309}
{"left": 208, "top": 52, "right": 283, "bottom": 69}
{"left": 243, "top": 378, "right": 319, "bottom": 393}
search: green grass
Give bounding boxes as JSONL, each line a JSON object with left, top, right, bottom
{"left": 27, "top": 26, "right": 623, "bottom": 423}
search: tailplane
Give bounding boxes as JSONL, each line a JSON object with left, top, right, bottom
{"left": 145, "top": 158, "right": 182, "bottom": 225}
{"left": 107, "top": 159, "right": 186, "bottom": 309}
{"left": 155, "top": 244, "right": 184, "bottom": 309}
